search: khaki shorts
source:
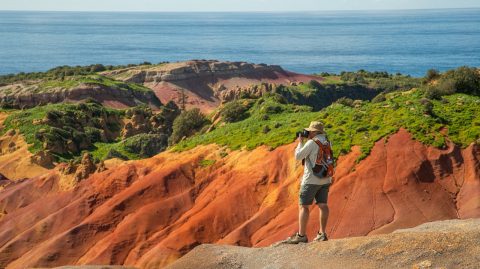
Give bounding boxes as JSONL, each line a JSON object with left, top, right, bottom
{"left": 299, "top": 183, "right": 330, "bottom": 205}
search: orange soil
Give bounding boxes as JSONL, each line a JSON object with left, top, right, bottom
{"left": 0, "top": 129, "right": 478, "bottom": 269}
{"left": 0, "top": 113, "right": 49, "bottom": 180}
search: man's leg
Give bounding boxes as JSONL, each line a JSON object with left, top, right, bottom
{"left": 317, "top": 203, "right": 329, "bottom": 234}
{"left": 314, "top": 183, "right": 330, "bottom": 241}
{"left": 298, "top": 205, "right": 309, "bottom": 236}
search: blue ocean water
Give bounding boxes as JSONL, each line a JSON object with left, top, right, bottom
{"left": 0, "top": 9, "right": 479, "bottom": 76}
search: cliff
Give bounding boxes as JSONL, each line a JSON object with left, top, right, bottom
{"left": 0, "top": 82, "right": 161, "bottom": 110}
{"left": 103, "top": 60, "right": 320, "bottom": 112}
{"left": 0, "top": 129, "right": 478, "bottom": 268}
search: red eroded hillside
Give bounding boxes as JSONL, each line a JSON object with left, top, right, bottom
{"left": 0, "top": 129, "right": 478, "bottom": 268}
{"left": 104, "top": 60, "right": 320, "bottom": 113}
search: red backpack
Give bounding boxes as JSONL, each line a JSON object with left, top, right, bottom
{"left": 302, "top": 137, "right": 335, "bottom": 178}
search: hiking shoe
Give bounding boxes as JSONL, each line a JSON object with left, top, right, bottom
{"left": 283, "top": 232, "right": 308, "bottom": 244}
{"left": 313, "top": 232, "right": 328, "bottom": 242}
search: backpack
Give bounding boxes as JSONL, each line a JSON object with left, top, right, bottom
{"left": 302, "top": 137, "right": 335, "bottom": 178}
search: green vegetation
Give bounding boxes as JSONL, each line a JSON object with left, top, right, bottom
{"left": 123, "top": 134, "right": 169, "bottom": 158}
{"left": 424, "top": 66, "right": 480, "bottom": 99}
{"left": 174, "top": 90, "right": 480, "bottom": 161}
{"left": 90, "top": 141, "right": 140, "bottom": 161}
{"left": 0, "top": 73, "right": 159, "bottom": 109}
{"left": 169, "top": 108, "right": 210, "bottom": 144}
{"left": 2, "top": 65, "right": 478, "bottom": 165}
{"left": 24, "top": 74, "right": 152, "bottom": 93}
{"left": 77, "top": 75, "right": 152, "bottom": 92}
{"left": 173, "top": 96, "right": 314, "bottom": 151}
{"left": 220, "top": 100, "right": 250, "bottom": 123}
{"left": 199, "top": 159, "right": 216, "bottom": 167}
{"left": 1, "top": 102, "right": 123, "bottom": 160}
{"left": 0, "top": 62, "right": 158, "bottom": 86}
{"left": 91, "top": 134, "right": 168, "bottom": 160}
{"left": 337, "top": 70, "right": 421, "bottom": 93}
{"left": 425, "top": 69, "right": 440, "bottom": 82}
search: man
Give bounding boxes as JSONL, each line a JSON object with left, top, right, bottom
{"left": 284, "top": 121, "right": 332, "bottom": 244}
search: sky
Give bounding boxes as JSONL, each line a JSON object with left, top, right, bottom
{"left": 1, "top": 0, "right": 479, "bottom": 12}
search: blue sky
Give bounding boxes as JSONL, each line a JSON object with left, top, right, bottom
{"left": 1, "top": 0, "right": 479, "bottom": 12}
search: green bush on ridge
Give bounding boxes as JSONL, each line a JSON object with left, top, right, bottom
{"left": 169, "top": 108, "right": 209, "bottom": 145}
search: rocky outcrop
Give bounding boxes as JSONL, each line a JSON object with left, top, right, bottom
{"left": 104, "top": 60, "right": 320, "bottom": 113}
{"left": 73, "top": 153, "right": 97, "bottom": 182}
{"left": 30, "top": 150, "right": 55, "bottom": 169}
{"left": 215, "top": 82, "right": 277, "bottom": 103}
{"left": 106, "top": 60, "right": 287, "bottom": 84}
{"left": 0, "top": 129, "right": 478, "bottom": 268}
{"left": 166, "top": 218, "right": 480, "bottom": 269}
{"left": 121, "top": 102, "right": 180, "bottom": 139}
{"left": 0, "top": 83, "right": 162, "bottom": 110}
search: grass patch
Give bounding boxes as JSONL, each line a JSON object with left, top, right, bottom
{"left": 199, "top": 159, "right": 216, "bottom": 167}
{"left": 37, "top": 79, "right": 80, "bottom": 91}
{"left": 77, "top": 75, "right": 151, "bottom": 92}
{"left": 173, "top": 90, "right": 480, "bottom": 161}
{"left": 90, "top": 141, "right": 141, "bottom": 161}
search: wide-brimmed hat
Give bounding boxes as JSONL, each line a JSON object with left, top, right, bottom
{"left": 304, "top": 121, "right": 325, "bottom": 133}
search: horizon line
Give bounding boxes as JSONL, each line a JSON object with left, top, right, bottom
{"left": 1, "top": 6, "right": 479, "bottom": 13}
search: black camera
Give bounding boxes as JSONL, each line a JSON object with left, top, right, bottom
{"left": 295, "top": 129, "right": 309, "bottom": 139}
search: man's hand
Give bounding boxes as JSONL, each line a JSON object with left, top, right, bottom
{"left": 297, "top": 135, "right": 303, "bottom": 144}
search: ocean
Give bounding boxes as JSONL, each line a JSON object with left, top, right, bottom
{"left": 0, "top": 9, "right": 479, "bottom": 76}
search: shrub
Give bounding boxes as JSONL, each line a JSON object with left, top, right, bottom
{"left": 420, "top": 98, "right": 434, "bottom": 115}
{"left": 335, "top": 97, "right": 354, "bottom": 107}
{"left": 84, "top": 127, "right": 102, "bottom": 142}
{"left": 424, "top": 66, "right": 480, "bottom": 99}
{"left": 353, "top": 100, "right": 363, "bottom": 107}
{"left": 356, "top": 126, "right": 368, "bottom": 132}
{"left": 264, "top": 93, "right": 287, "bottom": 104}
{"left": 443, "top": 66, "right": 480, "bottom": 95}
{"left": 263, "top": 125, "right": 271, "bottom": 134}
{"left": 308, "top": 79, "right": 323, "bottom": 89}
{"left": 425, "top": 69, "right": 440, "bottom": 82}
{"left": 340, "top": 72, "right": 366, "bottom": 84}
{"left": 169, "top": 108, "right": 209, "bottom": 144}
{"left": 372, "top": 93, "right": 387, "bottom": 103}
{"left": 221, "top": 101, "right": 248, "bottom": 123}
{"left": 425, "top": 79, "right": 456, "bottom": 99}
{"left": 320, "top": 72, "right": 333, "bottom": 76}
{"left": 124, "top": 134, "right": 168, "bottom": 158}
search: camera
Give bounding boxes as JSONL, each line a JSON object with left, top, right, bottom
{"left": 295, "top": 129, "right": 309, "bottom": 139}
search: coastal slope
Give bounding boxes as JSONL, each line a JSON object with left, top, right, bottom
{"left": 0, "top": 129, "right": 478, "bottom": 269}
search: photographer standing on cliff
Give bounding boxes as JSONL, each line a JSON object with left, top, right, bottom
{"left": 283, "top": 121, "right": 334, "bottom": 244}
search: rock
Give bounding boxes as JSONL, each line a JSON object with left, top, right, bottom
{"left": 31, "top": 150, "right": 55, "bottom": 168}
{"left": 101, "top": 60, "right": 317, "bottom": 113}
{"left": 7, "top": 141, "right": 17, "bottom": 153}
{"left": 96, "top": 160, "right": 107, "bottom": 173}
{"left": 59, "top": 161, "right": 77, "bottom": 175}
{"left": 166, "top": 219, "right": 480, "bottom": 269}
{"left": 5, "top": 129, "right": 16, "bottom": 136}
{"left": 0, "top": 82, "right": 162, "bottom": 110}
{"left": 413, "top": 260, "right": 433, "bottom": 269}
{"left": 73, "top": 153, "right": 97, "bottom": 181}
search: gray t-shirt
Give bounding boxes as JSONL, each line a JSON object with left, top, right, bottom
{"left": 294, "top": 134, "right": 333, "bottom": 186}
